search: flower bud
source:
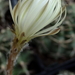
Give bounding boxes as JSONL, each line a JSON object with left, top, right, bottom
{"left": 9, "top": 0, "right": 66, "bottom": 43}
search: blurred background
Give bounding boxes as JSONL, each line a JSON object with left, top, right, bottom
{"left": 0, "top": 0, "right": 75, "bottom": 75}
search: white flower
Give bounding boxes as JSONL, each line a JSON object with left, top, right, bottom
{"left": 9, "top": 0, "right": 66, "bottom": 44}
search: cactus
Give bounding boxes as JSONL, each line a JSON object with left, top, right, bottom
{"left": 0, "top": 0, "right": 75, "bottom": 75}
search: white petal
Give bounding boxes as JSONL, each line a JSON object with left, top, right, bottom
{"left": 21, "top": 0, "right": 48, "bottom": 34}
{"left": 9, "top": 0, "right": 13, "bottom": 20}
{"left": 26, "top": 0, "right": 61, "bottom": 37}
{"left": 32, "top": 8, "right": 66, "bottom": 37}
